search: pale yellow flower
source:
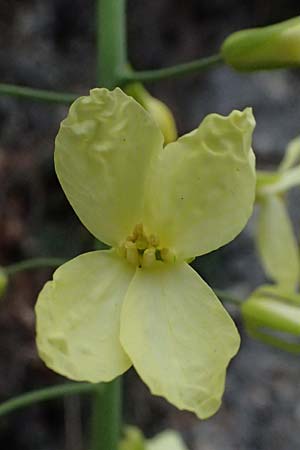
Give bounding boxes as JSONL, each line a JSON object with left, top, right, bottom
{"left": 36, "top": 88, "right": 256, "bottom": 418}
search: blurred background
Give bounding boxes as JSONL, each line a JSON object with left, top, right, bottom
{"left": 0, "top": 1, "right": 300, "bottom": 449}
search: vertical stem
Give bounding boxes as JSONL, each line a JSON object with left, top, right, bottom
{"left": 90, "top": 2, "right": 126, "bottom": 449}
{"left": 90, "top": 379, "right": 122, "bottom": 450}
{"left": 96, "top": 0, "right": 127, "bottom": 88}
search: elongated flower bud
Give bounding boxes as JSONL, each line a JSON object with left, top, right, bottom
{"left": 242, "top": 285, "right": 300, "bottom": 353}
{"left": 125, "top": 82, "right": 177, "bottom": 144}
{"left": 221, "top": 16, "right": 300, "bottom": 71}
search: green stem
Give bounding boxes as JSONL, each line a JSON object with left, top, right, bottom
{"left": 120, "top": 54, "right": 222, "bottom": 84}
{"left": 96, "top": 0, "right": 127, "bottom": 88}
{"left": 90, "top": 0, "right": 126, "bottom": 448}
{"left": 0, "top": 83, "right": 77, "bottom": 104}
{"left": 0, "top": 382, "right": 94, "bottom": 417}
{"left": 90, "top": 379, "right": 121, "bottom": 450}
{"left": 214, "top": 289, "right": 243, "bottom": 306}
{"left": 4, "top": 257, "right": 66, "bottom": 276}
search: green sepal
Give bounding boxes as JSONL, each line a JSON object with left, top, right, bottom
{"left": 124, "top": 82, "right": 177, "bottom": 144}
{"left": 242, "top": 285, "right": 300, "bottom": 353}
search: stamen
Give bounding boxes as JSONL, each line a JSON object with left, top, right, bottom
{"left": 149, "top": 234, "right": 159, "bottom": 247}
{"left": 135, "top": 237, "right": 149, "bottom": 250}
{"left": 117, "top": 245, "right": 126, "bottom": 258}
{"left": 142, "top": 248, "right": 156, "bottom": 268}
{"left": 125, "top": 242, "right": 140, "bottom": 266}
{"left": 132, "top": 223, "right": 144, "bottom": 240}
{"left": 119, "top": 224, "right": 176, "bottom": 268}
{"left": 160, "top": 248, "right": 176, "bottom": 263}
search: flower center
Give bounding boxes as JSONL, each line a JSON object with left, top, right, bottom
{"left": 118, "top": 223, "right": 176, "bottom": 268}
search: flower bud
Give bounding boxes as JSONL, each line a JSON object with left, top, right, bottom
{"left": 125, "top": 83, "right": 177, "bottom": 144}
{"left": 221, "top": 16, "right": 300, "bottom": 71}
{"left": 0, "top": 268, "right": 8, "bottom": 299}
{"left": 119, "top": 426, "right": 145, "bottom": 450}
{"left": 242, "top": 285, "right": 300, "bottom": 353}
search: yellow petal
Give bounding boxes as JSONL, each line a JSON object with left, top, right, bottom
{"left": 120, "top": 262, "right": 240, "bottom": 419}
{"left": 257, "top": 195, "right": 299, "bottom": 290}
{"left": 143, "top": 108, "right": 256, "bottom": 259}
{"left": 36, "top": 250, "right": 134, "bottom": 382}
{"left": 55, "top": 88, "right": 164, "bottom": 246}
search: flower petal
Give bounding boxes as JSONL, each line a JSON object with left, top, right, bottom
{"left": 257, "top": 195, "right": 299, "bottom": 289}
{"left": 143, "top": 108, "right": 256, "bottom": 259}
{"left": 120, "top": 262, "right": 240, "bottom": 419}
{"left": 35, "top": 250, "right": 134, "bottom": 382}
{"left": 55, "top": 88, "right": 164, "bottom": 246}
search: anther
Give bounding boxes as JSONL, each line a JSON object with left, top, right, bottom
{"left": 142, "top": 248, "right": 156, "bottom": 268}
{"left": 117, "top": 245, "right": 126, "bottom": 258}
{"left": 119, "top": 224, "right": 176, "bottom": 268}
{"left": 136, "top": 236, "right": 149, "bottom": 250}
{"left": 125, "top": 242, "right": 140, "bottom": 266}
{"left": 132, "top": 223, "right": 144, "bottom": 241}
{"left": 149, "top": 234, "right": 159, "bottom": 247}
{"left": 160, "top": 248, "right": 176, "bottom": 263}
